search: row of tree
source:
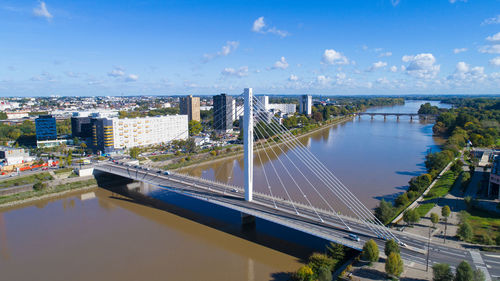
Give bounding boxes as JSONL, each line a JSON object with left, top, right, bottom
{"left": 292, "top": 242, "right": 351, "bottom": 281}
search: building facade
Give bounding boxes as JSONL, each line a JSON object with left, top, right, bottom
{"left": 213, "top": 94, "right": 233, "bottom": 133}
{"left": 299, "top": 95, "right": 312, "bottom": 116}
{"left": 489, "top": 155, "right": 500, "bottom": 199}
{"left": 35, "top": 115, "right": 57, "bottom": 141}
{"left": 92, "top": 115, "right": 188, "bottom": 153}
{"left": 180, "top": 95, "right": 201, "bottom": 122}
{"left": 71, "top": 116, "right": 93, "bottom": 138}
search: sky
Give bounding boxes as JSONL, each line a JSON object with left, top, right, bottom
{"left": 1, "top": 0, "right": 500, "bottom": 96}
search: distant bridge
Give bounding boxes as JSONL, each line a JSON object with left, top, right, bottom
{"left": 354, "top": 112, "right": 438, "bottom": 120}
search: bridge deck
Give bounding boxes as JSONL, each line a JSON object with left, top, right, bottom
{"left": 94, "top": 163, "right": 482, "bottom": 270}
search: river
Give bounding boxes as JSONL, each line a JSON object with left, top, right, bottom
{"left": 0, "top": 100, "right": 449, "bottom": 281}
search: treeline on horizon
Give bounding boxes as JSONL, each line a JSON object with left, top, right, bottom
{"left": 375, "top": 97, "right": 500, "bottom": 224}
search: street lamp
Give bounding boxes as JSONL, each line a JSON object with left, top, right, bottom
{"left": 426, "top": 225, "right": 431, "bottom": 272}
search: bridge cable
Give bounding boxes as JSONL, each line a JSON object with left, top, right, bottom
{"left": 252, "top": 97, "right": 396, "bottom": 240}
{"left": 253, "top": 117, "right": 324, "bottom": 221}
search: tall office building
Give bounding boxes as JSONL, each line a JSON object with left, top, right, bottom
{"left": 299, "top": 95, "right": 312, "bottom": 116}
{"left": 179, "top": 95, "right": 200, "bottom": 122}
{"left": 71, "top": 116, "right": 93, "bottom": 138}
{"left": 92, "top": 115, "right": 188, "bottom": 153}
{"left": 35, "top": 115, "right": 57, "bottom": 141}
{"left": 213, "top": 93, "right": 233, "bottom": 133}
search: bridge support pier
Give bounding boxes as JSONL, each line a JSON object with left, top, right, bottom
{"left": 383, "top": 115, "right": 386, "bottom": 121}
{"left": 396, "top": 115, "right": 400, "bottom": 121}
{"left": 241, "top": 213, "right": 256, "bottom": 228}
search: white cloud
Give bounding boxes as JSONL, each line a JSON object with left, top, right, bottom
{"left": 251, "top": 17, "right": 289, "bottom": 38}
{"left": 376, "top": 77, "right": 390, "bottom": 85}
{"left": 453, "top": 48, "right": 467, "bottom": 54}
{"left": 482, "top": 15, "right": 500, "bottom": 25}
{"left": 203, "top": 41, "right": 239, "bottom": 62}
{"left": 289, "top": 74, "right": 298, "bottom": 81}
{"left": 391, "top": 0, "right": 400, "bottom": 7}
{"left": 321, "top": 49, "right": 349, "bottom": 65}
{"left": 479, "top": 45, "right": 500, "bottom": 54}
{"left": 379, "top": 51, "right": 392, "bottom": 57}
{"left": 221, "top": 66, "right": 248, "bottom": 78}
{"left": 125, "top": 74, "right": 138, "bottom": 82}
{"left": 272, "top": 57, "right": 289, "bottom": 70}
{"left": 390, "top": 65, "right": 398, "bottom": 72}
{"left": 402, "top": 53, "right": 440, "bottom": 79}
{"left": 108, "top": 68, "right": 125, "bottom": 77}
{"left": 449, "top": 0, "right": 467, "bottom": 3}
{"left": 368, "top": 61, "right": 387, "bottom": 72}
{"left": 33, "top": 1, "right": 52, "bottom": 21}
{"left": 490, "top": 57, "right": 500, "bottom": 66}
{"left": 252, "top": 17, "right": 265, "bottom": 32}
{"left": 486, "top": 32, "right": 500, "bottom": 42}
{"left": 448, "top": 62, "right": 485, "bottom": 83}
{"left": 316, "top": 75, "right": 332, "bottom": 86}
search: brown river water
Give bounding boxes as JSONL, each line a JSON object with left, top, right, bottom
{"left": 0, "top": 100, "right": 449, "bottom": 281}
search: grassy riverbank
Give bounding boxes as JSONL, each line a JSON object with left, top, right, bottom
{"left": 0, "top": 178, "right": 97, "bottom": 207}
{"left": 0, "top": 172, "right": 53, "bottom": 189}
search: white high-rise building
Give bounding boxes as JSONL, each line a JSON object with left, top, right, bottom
{"left": 299, "top": 95, "right": 312, "bottom": 115}
{"left": 93, "top": 115, "right": 188, "bottom": 152}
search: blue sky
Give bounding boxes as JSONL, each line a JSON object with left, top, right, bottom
{"left": 1, "top": 0, "right": 500, "bottom": 96}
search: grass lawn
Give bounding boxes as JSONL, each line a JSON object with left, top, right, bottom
{"left": 414, "top": 203, "right": 435, "bottom": 218}
{"left": 0, "top": 172, "right": 54, "bottom": 189}
{"left": 54, "top": 168, "right": 73, "bottom": 174}
{"left": 424, "top": 171, "right": 457, "bottom": 200}
{"left": 464, "top": 208, "right": 500, "bottom": 245}
{"left": 0, "top": 178, "right": 97, "bottom": 205}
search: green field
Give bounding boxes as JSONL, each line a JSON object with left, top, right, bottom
{"left": 414, "top": 203, "right": 435, "bottom": 218}
{"left": 0, "top": 172, "right": 54, "bottom": 189}
{"left": 463, "top": 209, "right": 500, "bottom": 245}
{"left": 423, "top": 171, "right": 457, "bottom": 200}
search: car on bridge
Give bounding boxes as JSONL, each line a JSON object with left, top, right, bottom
{"left": 348, "top": 234, "right": 360, "bottom": 242}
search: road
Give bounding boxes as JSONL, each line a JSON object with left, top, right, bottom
{"left": 96, "top": 162, "right": 499, "bottom": 279}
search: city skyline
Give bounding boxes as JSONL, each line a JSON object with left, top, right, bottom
{"left": 1, "top": 0, "right": 500, "bottom": 96}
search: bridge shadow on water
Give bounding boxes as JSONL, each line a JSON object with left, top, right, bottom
{"left": 95, "top": 172, "right": 340, "bottom": 281}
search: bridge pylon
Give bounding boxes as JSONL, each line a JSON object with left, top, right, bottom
{"left": 243, "top": 88, "right": 253, "bottom": 202}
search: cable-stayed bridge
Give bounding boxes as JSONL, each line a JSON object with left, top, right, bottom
{"left": 94, "top": 89, "right": 494, "bottom": 277}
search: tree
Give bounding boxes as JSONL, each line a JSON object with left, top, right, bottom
{"left": 326, "top": 242, "right": 345, "bottom": 261}
{"left": 185, "top": 138, "right": 197, "bottom": 153}
{"left": 294, "top": 265, "right": 314, "bottom": 281}
{"left": 80, "top": 142, "right": 87, "bottom": 156}
{"left": 188, "top": 120, "right": 203, "bottom": 136}
{"left": 362, "top": 239, "right": 379, "bottom": 263}
{"left": 431, "top": 212, "right": 439, "bottom": 228}
{"left": 454, "top": 261, "right": 473, "bottom": 281}
{"left": 473, "top": 269, "right": 485, "bottom": 281}
{"left": 385, "top": 252, "right": 404, "bottom": 279}
{"left": 395, "top": 193, "right": 409, "bottom": 207}
{"left": 317, "top": 266, "right": 332, "bottom": 281}
{"left": 375, "top": 199, "right": 395, "bottom": 224}
{"left": 129, "top": 147, "right": 140, "bottom": 159}
{"left": 385, "top": 239, "right": 400, "bottom": 257}
{"left": 33, "top": 181, "right": 46, "bottom": 191}
{"left": 59, "top": 156, "right": 64, "bottom": 168}
{"left": 66, "top": 154, "right": 72, "bottom": 166}
{"left": 457, "top": 222, "right": 473, "bottom": 241}
{"left": 308, "top": 252, "right": 336, "bottom": 273}
{"left": 403, "top": 209, "right": 421, "bottom": 226}
{"left": 432, "top": 263, "right": 454, "bottom": 281}
{"left": 442, "top": 205, "right": 451, "bottom": 242}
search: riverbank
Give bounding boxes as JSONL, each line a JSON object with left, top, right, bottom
{"left": 0, "top": 178, "right": 98, "bottom": 209}
{"left": 175, "top": 115, "right": 354, "bottom": 172}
